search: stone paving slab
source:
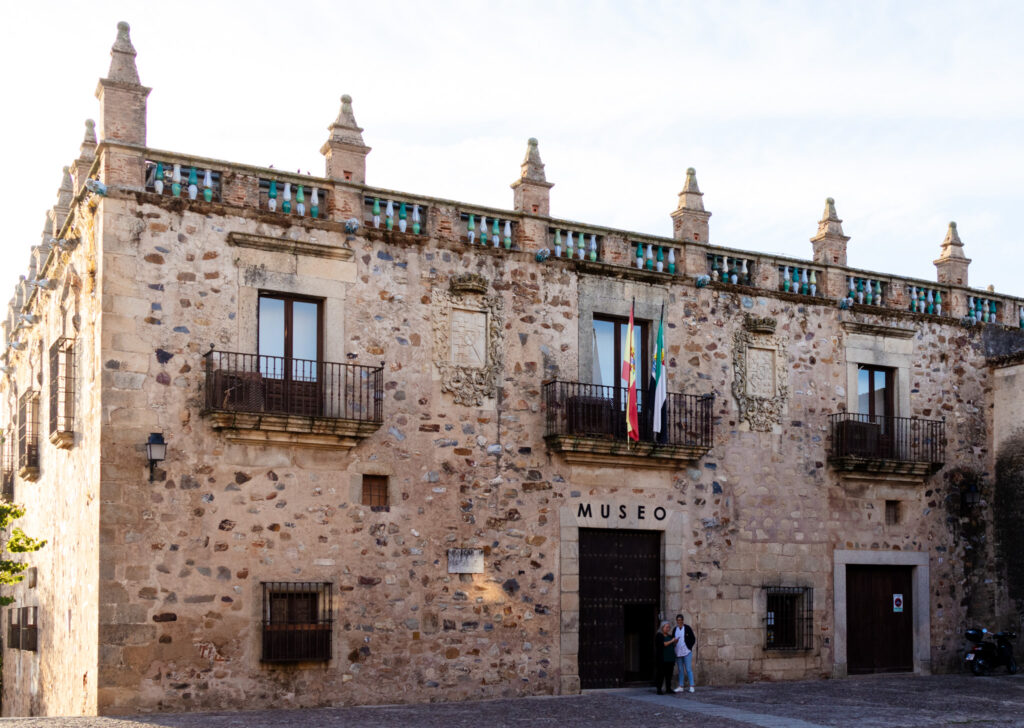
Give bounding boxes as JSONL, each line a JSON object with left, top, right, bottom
{"left": 2, "top": 674, "right": 1023, "bottom": 728}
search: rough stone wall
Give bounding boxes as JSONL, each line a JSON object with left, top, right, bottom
{"left": 1, "top": 217, "right": 102, "bottom": 716}
{"left": 74, "top": 175, "right": 1009, "bottom": 715}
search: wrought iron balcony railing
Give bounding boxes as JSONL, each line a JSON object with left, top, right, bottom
{"left": 828, "top": 412, "right": 945, "bottom": 473}
{"left": 204, "top": 351, "right": 383, "bottom": 424}
{"left": 543, "top": 380, "right": 714, "bottom": 453}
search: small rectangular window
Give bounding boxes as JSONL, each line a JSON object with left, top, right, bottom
{"left": 19, "top": 606, "right": 37, "bottom": 652}
{"left": 7, "top": 606, "right": 37, "bottom": 652}
{"left": 361, "top": 475, "right": 389, "bottom": 508}
{"left": 885, "top": 500, "right": 902, "bottom": 525}
{"left": 261, "top": 582, "right": 332, "bottom": 662}
{"left": 7, "top": 608, "right": 19, "bottom": 650}
{"left": 765, "top": 586, "right": 813, "bottom": 651}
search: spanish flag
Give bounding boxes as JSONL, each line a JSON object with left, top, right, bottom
{"left": 621, "top": 300, "right": 639, "bottom": 441}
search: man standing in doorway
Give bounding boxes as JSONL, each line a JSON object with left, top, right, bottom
{"left": 672, "top": 613, "right": 696, "bottom": 693}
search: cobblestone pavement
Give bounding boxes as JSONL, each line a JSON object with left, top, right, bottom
{"left": 3, "top": 674, "right": 1023, "bottom": 727}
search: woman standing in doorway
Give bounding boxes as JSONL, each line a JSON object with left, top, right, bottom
{"left": 654, "top": 621, "right": 676, "bottom": 694}
{"left": 672, "top": 613, "right": 696, "bottom": 693}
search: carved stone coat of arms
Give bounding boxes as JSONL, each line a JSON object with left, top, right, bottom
{"left": 731, "top": 315, "right": 789, "bottom": 431}
{"left": 431, "top": 274, "right": 504, "bottom": 406}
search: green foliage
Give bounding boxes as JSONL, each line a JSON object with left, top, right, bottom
{"left": 0, "top": 502, "right": 46, "bottom": 607}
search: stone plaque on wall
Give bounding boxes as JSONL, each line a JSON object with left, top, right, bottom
{"left": 448, "top": 548, "right": 484, "bottom": 574}
{"left": 732, "top": 315, "right": 789, "bottom": 431}
{"left": 451, "top": 308, "right": 487, "bottom": 367}
{"left": 432, "top": 274, "right": 504, "bottom": 406}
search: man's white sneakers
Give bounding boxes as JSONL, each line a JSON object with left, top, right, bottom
{"left": 688, "top": 687, "right": 695, "bottom": 693}
{"left": 673, "top": 687, "right": 684, "bottom": 693}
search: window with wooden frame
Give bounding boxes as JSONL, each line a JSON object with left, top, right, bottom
{"left": 857, "top": 364, "right": 895, "bottom": 421}
{"left": 17, "top": 390, "right": 40, "bottom": 480}
{"left": 7, "top": 606, "right": 37, "bottom": 652}
{"left": 361, "top": 474, "right": 389, "bottom": 508}
{"left": 765, "top": 586, "right": 813, "bottom": 651}
{"left": 257, "top": 293, "right": 324, "bottom": 417}
{"left": 49, "top": 337, "right": 75, "bottom": 447}
{"left": 261, "top": 582, "right": 332, "bottom": 662}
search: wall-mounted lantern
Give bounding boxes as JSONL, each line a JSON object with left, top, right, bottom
{"left": 146, "top": 432, "right": 166, "bottom": 482}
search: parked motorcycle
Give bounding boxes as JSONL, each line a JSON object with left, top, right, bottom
{"left": 965, "top": 628, "right": 1018, "bottom": 675}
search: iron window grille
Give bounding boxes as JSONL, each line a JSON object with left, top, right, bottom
{"left": 361, "top": 474, "right": 389, "bottom": 508}
{"left": 17, "top": 390, "right": 39, "bottom": 476}
{"left": 885, "top": 500, "right": 902, "bottom": 525}
{"left": 765, "top": 586, "right": 813, "bottom": 651}
{"left": 49, "top": 337, "right": 75, "bottom": 442}
{"left": 261, "top": 582, "right": 332, "bottom": 662}
{"left": 7, "top": 606, "right": 37, "bottom": 652}
{"left": 2, "top": 427, "right": 14, "bottom": 501}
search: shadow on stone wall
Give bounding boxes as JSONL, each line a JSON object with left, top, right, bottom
{"left": 995, "top": 428, "right": 1024, "bottom": 630}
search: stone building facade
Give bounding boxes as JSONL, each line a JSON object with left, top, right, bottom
{"left": 2, "top": 22, "right": 1023, "bottom": 717}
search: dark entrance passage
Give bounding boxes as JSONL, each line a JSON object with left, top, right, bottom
{"left": 579, "top": 528, "right": 661, "bottom": 688}
{"left": 847, "top": 565, "right": 914, "bottom": 674}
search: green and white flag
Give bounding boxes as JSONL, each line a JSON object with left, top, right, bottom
{"left": 652, "top": 309, "right": 667, "bottom": 434}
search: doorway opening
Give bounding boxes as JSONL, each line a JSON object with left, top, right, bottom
{"left": 579, "top": 528, "right": 661, "bottom": 688}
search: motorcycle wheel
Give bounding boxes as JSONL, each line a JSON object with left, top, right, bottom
{"left": 972, "top": 659, "right": 987, "bottom": 676}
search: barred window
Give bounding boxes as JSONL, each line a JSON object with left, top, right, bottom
{"left": 261, "top": 582, "right": 332, "bottom": 662}
{"left": 17, "top": 391, "right": 39, "bottom": 478}
{"left": 885, "top": 500, "right": 902, "bottom": 525}
{"left": 2, "top": 427, "right": 14, "bottom": 501}
{"left": 49, "top": 337, "right": 75, "bottom": 445}
{"left": 361, "top": 474, "right": 389, "bottom": 508}
{"left": 765, "top": 586, "right": 813, "bottom": 651}
{"left": 7, "top": 606, "right": 37, "bottom": 652}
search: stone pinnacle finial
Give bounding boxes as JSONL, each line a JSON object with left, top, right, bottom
{"left": 821, "top": 197, "right": 840, "bottom": 222}
{"left": 676, "top": 168, "right": 704, "bottom": 211}
{"left": 57, "top": 167, "right": 73, "bottom": 201}
{"left": 683, "top": 167, "right": 701, "bottom": 194}
{"left": 80, "top": 119, "right": 97, "bottom": 159}
{"left": 814, "top": 197, "right": 846, "bottom": 238}
{"left": 519, "top": 137, "right": 547, "bottom": 183}
{"left": 934, "top": 221, "right": 970, "bottom": 285}
{"left": 810, "top": 196, "right": 849, "bottom": 265}
{"left": 107, "top": 21, "right": 141, "bottom": 85}
{"left": 939, "top": 221, "right": 966, "bottom": 259}
{"left": 41, "top": 210, "right": 54, "bottom": 241}
{"left": 327, "top": 94, "right": 366, "bottom": 146}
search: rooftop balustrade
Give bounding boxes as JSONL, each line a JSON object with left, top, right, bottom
{"left": 146, "top": 160, "right": 221, "bottom": 202}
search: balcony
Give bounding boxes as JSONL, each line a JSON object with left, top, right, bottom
{"left": 543, "top": 381, "right": 714, "bottom": 468}
{"left": 828, "top": 412, "right": 945, "bottom": 477}
{"left": 203, "top": 351, "right": 383, "bottom": 449}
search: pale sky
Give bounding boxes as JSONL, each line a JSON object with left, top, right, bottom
{"left": 2, "top": 0, "right": 1023, "bottom": 307}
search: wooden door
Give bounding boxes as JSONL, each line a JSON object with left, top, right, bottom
{"left": 846, "top": 565, "right": 913, "bottom": 674}
{"left": 579, "top": 528, "right": 661, "bottom": 688}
